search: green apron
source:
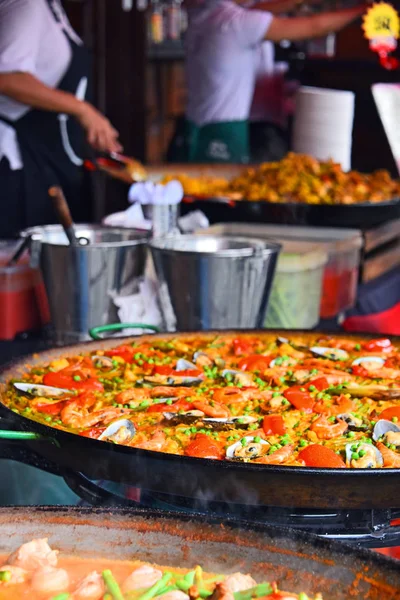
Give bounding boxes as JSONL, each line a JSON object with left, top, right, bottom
{"left": 172, "top": 120, "right": 250, "bottom": 164}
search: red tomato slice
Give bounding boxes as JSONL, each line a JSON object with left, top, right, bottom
{"left": 363, "top": 338, "right": 394, "bottom": 353}
{"left": 238, "top": 354, "right": 271, "bottom": 372}
{"left": 104, "top": 345, "right": 135, "bottom": 362}
{"left": 43, "top": 372, "right": 103, "bottom": 392}
{"left": 43, "top": 372, "right": 74, "bottom": 389}
{"left": 283, "top": 387, "right": 315, "bottom": 413}
{"left": 351, "top": 365, "right": 370, "bottom": 378}
{"left": 80, "top": 427, "right": 106, "bottom": 439}
{"left": 377, "top": 406, "right": 400, "bottom": 421}
{"left": 154, "top": 365, "right": 203, "bottom": 378}
{"left": 184, "top": 434, "right": 223, "bottom": 459}
{"left": 147, "top": 399, "right": 192, "bottom": 413}
{"left": 232, "top": 338, "right": 255, "bottom": 356}
{"left": 34, "top": 400, "right": 67, "bottom": 415}
{"left": 308, "top": 377, "right": 329, "bottom": 392}
{"left": 263, "top": 415, "right": 286, "bottom": 436}
{"left": 298, "top": 444, "right": 345, "bottom": 468}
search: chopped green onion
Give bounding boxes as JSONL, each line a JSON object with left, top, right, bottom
{"left": 233, "top": 583, "right": 273, "bottom": 600}
{"left": 138, "top": 573, "right": 172, "bottom": 600}
{"left": 0, "top": 571, "right": 11, "bottom": 582}
{"left": 392, "top": 417, "right": 399, "bottom": 423}
{"left": 299, "top": 594, "right": 310, "bottom": 600}
{"left": 254, "top": 436, "right": 261, "bottom": 443}
{"left": 102, "top": 569, "right": 125, "bottom": 600}
{"left": 73, "top": 375, "right": 81, "bottom": 382}
{"left": 50, "top": 595, "right": 70, "bottom": 600}
{"left": 347, "top": 431, "right": 356, "bottom": 438}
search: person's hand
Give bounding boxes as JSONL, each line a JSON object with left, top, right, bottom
{"left": 75, "top": 102, "right": 123, "bottom": 154}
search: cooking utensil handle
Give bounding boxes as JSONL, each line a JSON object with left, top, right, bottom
{"left": 0, "top": 430, "right": 43, "bottom": 441}
{"left": 49, "top": 186, "right": 78, "bottom": 246}
{"left": 89, "top": 323, "right": 160, "bottom": 340}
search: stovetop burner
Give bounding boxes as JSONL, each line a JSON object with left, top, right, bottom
{"left": 62, "top": 470, "right": 400, "bottom": 549}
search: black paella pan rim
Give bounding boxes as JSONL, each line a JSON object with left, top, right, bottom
{"left": 0, "top": 329, "right": 400, "bottom": 510}
{"left": 181, "top": 196, "right": 400, "bottom": 228}
{"left": 1, "top": 506, "right": 400, "bottom": 599}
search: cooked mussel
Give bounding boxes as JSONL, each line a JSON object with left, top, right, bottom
{"left": 336, "top": 413, "right": 368, "bottom": 432}
{"left": 222, "top": 369, "right": 254, "bottom": 387}
{"left": 13, "top": 382, "right": 72, "bottom": 397}
{"left": 327, "top": 384, "right": 400, "bottom": 400}
{"left": 310, "top": 347, "right": 349, "bottom": 361}
{"left": 176, "top": 358, "right": 198, "bottom": 371}
{"left": 163, "top": 410, "right": 205, "bottom": 424}
{"left": 91, "top": 355, "right": 114, "bottom": 369}
{"left": 203, "top": 415, "right": 258, "bottom": 429}
{"left": 276, "top": 337, "right": 308, "bottom": 351}
{"left": 345, "top": 442, "right": 383, "bottom": 468}
{"left": 193, "top": 352, "right": 213, "bottom": 368}
{"left": 372, "top": 419, "right": 400, "bottom": 445}
{"left": 352, "top": 356, "right": 385, "bottom": 371}
{"left": 226, "top": 436, "right": 269, "bottom": 461}
{"left": 143, "top": 375, "right": 203, "bottom": 387}
{"left": 98, "top": 419, "right": 136, "bottom": 444}
{"left": 193, "top": 352, "right": 225, "bottom": 369}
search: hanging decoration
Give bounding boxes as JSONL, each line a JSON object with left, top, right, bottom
{"left": 362, "top": 2, "right": 400, "bottom": 70}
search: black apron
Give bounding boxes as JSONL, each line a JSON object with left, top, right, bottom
{"left": 0, "top": 0, "right": 92, "bottom": 237}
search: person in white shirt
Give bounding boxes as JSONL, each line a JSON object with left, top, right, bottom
{"left": 182, "top": 0, "right": 367, "bottom": 163}
{"left": 0, "top": 0, "right": 121, "bottom": 237}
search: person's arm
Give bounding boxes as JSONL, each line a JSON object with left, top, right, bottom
{"left": 265, "top": 4, "right": 366, "bottom": 41}
{"left": 0, "top": 72, "right": 121, "bottom": 153}
{"left": 249, "top": 0, "right": 303, "bottom": 15}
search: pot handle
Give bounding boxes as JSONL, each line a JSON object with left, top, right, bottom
{"left": 0, "top": 430, "right": 43, "bottom": 441}
{"left": 89, "top": 323, "right": 160, "bottom": 340}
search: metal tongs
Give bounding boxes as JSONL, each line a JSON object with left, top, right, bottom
{"left": 84, "top": 151, "right": 147, "bottom": 184}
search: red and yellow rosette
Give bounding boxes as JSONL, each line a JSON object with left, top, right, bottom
{"left": 362, "top": 2, "right": 400, "bottom": 69}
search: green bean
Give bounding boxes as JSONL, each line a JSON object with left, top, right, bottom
{"left": 155, "top": 584, "right": 177, "bottom": 596}
{"left": 102, "top": 569, "right": 125, "bottom": 600}
{"left": 183, "top": 570, "right": 196, "bottom": 585}
{"left": 137, "top": 572, "right": 173, "bottom": 600}
{"left": 199, "top": 589, "right": 213, "bottom": 598}
{"left": 233, "top": 583, "right": 273, "bottom": 600}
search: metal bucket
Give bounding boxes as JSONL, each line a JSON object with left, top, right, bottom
{"left": 21, "top": 225, "right": 148, "bottom": 344}
{"left": 150, "top": 235, "right": 280, "bottom": 331}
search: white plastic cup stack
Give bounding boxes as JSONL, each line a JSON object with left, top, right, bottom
{"left": 292, "top": 86, "right": 355, "bottom": 172}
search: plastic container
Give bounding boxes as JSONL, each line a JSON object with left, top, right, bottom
{"left": 198, "top": 224, "right": 362, "bottom": 319}
{"left": 264, "top": 241, "right": 327, "bottom": 329}
{"left": 0, "top": 242, "right": 50, "bottom": 340}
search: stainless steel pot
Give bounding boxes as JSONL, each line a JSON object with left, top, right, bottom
{"left": 149, "top": 235, "right": 280, "bottom": 331}
{"left": 21, "top": 225, "right": 148, "bottom": 344}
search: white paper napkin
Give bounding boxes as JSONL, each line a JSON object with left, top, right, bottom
{"left": 128, "top": 180, "right": 183, "bottom": 205}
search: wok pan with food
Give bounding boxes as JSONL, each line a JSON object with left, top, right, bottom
{"left": 147, "top": 156, "right": 400, "bottom": 228}
{"left": 0, "top": 507, "right": 399, "bottom": 599}
{"left": 0, "top": 330, "right": 400, "bottom": 511}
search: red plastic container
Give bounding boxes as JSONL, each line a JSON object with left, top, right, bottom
{"left": 0, "top": 242, "right": 50, "bottom": 340}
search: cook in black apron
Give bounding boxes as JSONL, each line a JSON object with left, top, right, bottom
{"left": 0, "top": 0, "right": 93, "bottom": 238}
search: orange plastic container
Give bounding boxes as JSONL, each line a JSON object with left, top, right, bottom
{"left": 0, "top": 242, "right": 50, "bottom": 340}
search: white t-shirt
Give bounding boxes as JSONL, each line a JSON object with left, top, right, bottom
{"left": 0, "top": 0, "right": 81, "bottom": 169}
{"left": 185, "top": 0, "right": 273, "bottom": 126}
